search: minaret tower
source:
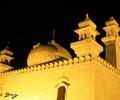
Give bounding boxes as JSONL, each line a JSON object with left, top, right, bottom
{"left": 71, "top": 14, "right": 103, "bottom": 59}
{"left": 102, "top": 17, "right": 120, "bottom": 69}
{"left": 0, "top": 45, "right": 14, "bottom": 72}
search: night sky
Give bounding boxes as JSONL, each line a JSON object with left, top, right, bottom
{"left": 0, "top": 0, "right": 120, "bottom": 68}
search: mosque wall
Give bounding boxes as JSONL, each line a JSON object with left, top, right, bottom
{"left": 0, "top": 61, "right": 95, "bottom": 100}
{"left": 95, "top": 62, "right": 120, "bottom": 100}
{"left": 0, "top": 57, "right": 120, "bottom": 100}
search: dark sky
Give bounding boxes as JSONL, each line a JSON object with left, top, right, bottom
{"left": 0, "top": 0, "right": 120, "bottom": 68}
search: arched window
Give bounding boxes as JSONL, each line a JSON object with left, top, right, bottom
{"left": 57, "top": 86, "right": 66, "bottom": 100}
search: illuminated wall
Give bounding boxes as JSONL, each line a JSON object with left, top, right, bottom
{"left": 95, "top": 58, "right": 120, "bottom": 100}
{"left": 0, "top": 59, "right": 95, "bottom": 100}
{"left": 0, "top": 57, "right": 120, "bottom": 100}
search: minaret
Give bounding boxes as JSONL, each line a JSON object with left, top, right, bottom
{"left": 0, "top": 46, "right": 14, "bottom": 72}
{"left": 102, "top": 17, "right": 120, "bottom": 69}
{"left": 71, "top": 14, "right": 103, "bottom": 59}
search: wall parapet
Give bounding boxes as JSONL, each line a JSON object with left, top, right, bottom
{"left": 0, "top": 56, "right": 120, "bottom": 77}
{"left": 97, "top": 57, "right": 120, "bottom": 77}
{"left": 0, "top": 55, "right": 92, "bottom": 76}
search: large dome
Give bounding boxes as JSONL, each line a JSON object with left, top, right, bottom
{"left": 27, "top": 41, "right": 72, "bottom": 67}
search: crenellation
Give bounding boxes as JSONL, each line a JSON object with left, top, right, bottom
{"left": 4, "top": 71, "right": 8, "bottom": 75}
{"left": 49, "top": 63, "right": 54, "bottom": 68}
{"left": 0, "top": 55, "right": 93, "bottom": 76}
{"left": 33, "top": 66, "right": 38, "bottom": 71}
{"left": 14, "top": 70, "right": 18, "bottom": 73}
{"left": 113, "top": 68, "right": 120, "bottom": 76}
{"left": 41, "top": 65, "right": 46, "bottom": 70}
{"left": 110, "top": 65, "right": 114, "bottom": 70}
{"left": 114, "top": 69, "right": 120, "bottom": 75}
{"left": 68, "top": 59, "right": 73, "bottom": 65}
{"left": 106, "top": 62, "right": 110, "bottom": 68}
{"left": 29, "top": 67, "right": 34, "bottom": 72}
{"left": 85, "top": 55, "right": 91, "bottom": 61}
{"left": 63, "top": 60, "right": 68, "bottom": 66}
{"left": 18, "top": 68, "right": 23, "bottom": 73}
{"left": 97, "top": 57, "right": 120, "bottom": 77}
{"left": 8, "top": 71, "right": 12, "bottom": 75}
{"left": 26, "top": 67, "right": 31, "bottom": 72}
{"left": 73, "top": 57, "right": 79, "bottom": 64}
{"left": 10, "top": 70, "right": 14, "bottom": 74}
{"left": 0, "top": 56, "right": 120, "bottom": 77}
{"left": 108, "top": 65, "right": 113, "bottom": 69}
{"left": 78, "top": 56, "right": 85, "bottom": 62}
{"left": 24, "top": 68, "right": 29, "bottom": 72}
{"left": 103, "top": 60, "right": 107, "bottom": 66}
{"left": 99, "top": 57, "right": 104, "bottom": 64}
{"left": 58, "top": 61, "right": 63, "bottom": 66}
{"left": 53, "top": 62, "right": 58, "bottom": 67}
{"left": 17, "top": 69, "right": 20, "bottom": 73}
{"left": 12, "top": 70, "right": 16, "bottom": 74}
{"left": 21, "top": 69, "right": 24, "bottom": 72}
{"left": 6, "top": 72, "right": 9, "bottom": 75}
{"left": 97, "top": 57, "right": 101, "bottom": 61}
{"left": 4, "top": 72, "right": 7, "bottom": 75}
{"left": 37, "top": 65, "right": 41, "bottom": 70}
{"left": 45, "top": 63, "right": 50, "bottom": 69}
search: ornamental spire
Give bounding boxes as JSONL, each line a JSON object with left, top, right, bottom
{"left": 75, "top": 13, "right": 99, "bottom": 40}
{"left": 71, "top": 14, "right": 103, "bottom": 58}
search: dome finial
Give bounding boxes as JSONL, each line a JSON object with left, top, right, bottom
{"left": 109, "top": 16, "right": 114, "bottom": 20}
{"left": 49, "top": 28, "right": 56, "bottom": 44}
{"left": 85, "top": 13, "right": 89, "bottom": 19}
{"left": 52, "top": 28, "right": 55, "bottom": 40}
{"left": 33, "top": 43, "right": 41, "bottom": 49}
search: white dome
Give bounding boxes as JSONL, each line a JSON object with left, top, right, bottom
{"left": 27, "top": 41, "right": 72, "bottom": 67}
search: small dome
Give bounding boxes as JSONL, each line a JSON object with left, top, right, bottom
{"left": 27, "top": 41, "right": 72, "bottom": 67}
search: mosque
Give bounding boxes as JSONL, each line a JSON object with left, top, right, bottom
{"left": 0, "top": 14, "right": 120, "bottom": 100}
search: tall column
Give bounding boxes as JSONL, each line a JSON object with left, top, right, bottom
{"left": 102, "top": 17, "right": 120, "bottom": 69}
